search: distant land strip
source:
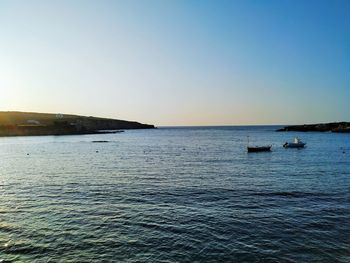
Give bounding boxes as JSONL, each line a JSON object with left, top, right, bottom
{"left": 277, "top": 122, "right": 350, "bottom": 133}
{"left": 0, "top": 111, "right": 155, "bottom": 137}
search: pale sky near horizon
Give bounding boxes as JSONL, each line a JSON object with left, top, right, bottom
{"left": 0, "top": 0, "right": 349, "bottom": 126}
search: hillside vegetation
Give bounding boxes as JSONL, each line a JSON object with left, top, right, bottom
{"left": 0, "top": 111, "right": 154, "bottom": 137}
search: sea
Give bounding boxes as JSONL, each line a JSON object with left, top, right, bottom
{"left": 0, "top": 126, "right": 349, "bottom": 262}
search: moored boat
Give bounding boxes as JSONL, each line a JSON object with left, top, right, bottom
{"left": 283, "top": 137, "right": 306, "bottom": 148}
{"left": 247, "top": 146, "right": 272, "bottom": 152}
{"left": 246, "top": 135, "right": 272, "bottom": 152}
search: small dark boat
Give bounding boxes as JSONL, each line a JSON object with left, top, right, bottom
{"left": 247, "top": 146, "right": 272, "bottom": 152}
{"left": 246, "top": 136, "right": 271, "bottom": 153}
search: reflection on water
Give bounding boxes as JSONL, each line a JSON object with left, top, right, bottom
{"left": 0, "top": 127, "right": 349, "bottom": 262}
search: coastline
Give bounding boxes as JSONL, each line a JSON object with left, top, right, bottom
{"left": 276, "top": 122, "right": 350, "bottom": 133}
{"left": 0, "top": 111, "right": 155, "bottom": 137}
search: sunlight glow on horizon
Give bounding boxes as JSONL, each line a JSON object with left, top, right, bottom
{"left": 0, "top": 0, "right": 349, "bottom": 126}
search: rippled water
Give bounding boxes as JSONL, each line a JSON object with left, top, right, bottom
{"left": 0, "top": 126, "right": 349, "bottom": 262}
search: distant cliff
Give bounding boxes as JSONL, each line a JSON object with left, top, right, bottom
{"left": 276, "top": 122, "right": 350, "bottom": 133}
{"left": 0, "top": 111, "right": 155, "bottom": 137}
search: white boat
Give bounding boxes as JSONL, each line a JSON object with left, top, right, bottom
{"left": 283, "top": 137, "right": 306, "bottom": 148}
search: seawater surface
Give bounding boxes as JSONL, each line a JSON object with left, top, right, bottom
{"left": 0, "top": 126, "right": 349, "bottom": 262}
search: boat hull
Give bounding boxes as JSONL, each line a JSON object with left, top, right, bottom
{"left": 247, "top": 146, "right": 271, "bottom": 152}
{"left": 283, "top": 143, "right": 306, "bottom": 148}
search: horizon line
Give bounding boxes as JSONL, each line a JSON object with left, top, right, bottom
{"left": 0, "top": 110, "right": 348, "bottom": 127}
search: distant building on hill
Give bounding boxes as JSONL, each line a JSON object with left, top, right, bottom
{"left": 27, "top": 120, "right": 41, "bottom": 125}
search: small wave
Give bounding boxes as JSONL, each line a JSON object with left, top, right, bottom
{"left": 1, "top": 241, "right": 51, "bottom": 256}
{"left": 252, "top": 191, "right": 331, "bottom": 198}
{"left": 0, "top": 223, "right": 20, "bottom": 234}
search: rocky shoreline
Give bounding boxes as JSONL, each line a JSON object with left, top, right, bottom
{"left": 276, "top": 122, "right": 350, "bottom": 133}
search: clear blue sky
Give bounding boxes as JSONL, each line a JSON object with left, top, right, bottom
{"left": 0, "top": 0, "right": 349, "bottom": 125}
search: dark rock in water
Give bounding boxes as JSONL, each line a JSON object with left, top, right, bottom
{"left": 277, "top": 122, "right": 350, "bottom": 133}
{"left": 98, "top": 130, "right": 124, "bottom": 133}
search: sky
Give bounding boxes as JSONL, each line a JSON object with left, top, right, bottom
{"left": 0, "top": 0, "right": 349, "bottom": 126}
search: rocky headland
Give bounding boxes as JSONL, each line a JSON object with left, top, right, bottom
{"left": 276, "top": 122, "right": 350, "bottom": 133}
{"left": 0, "top": 111, "right": 155, "bottom": 137}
